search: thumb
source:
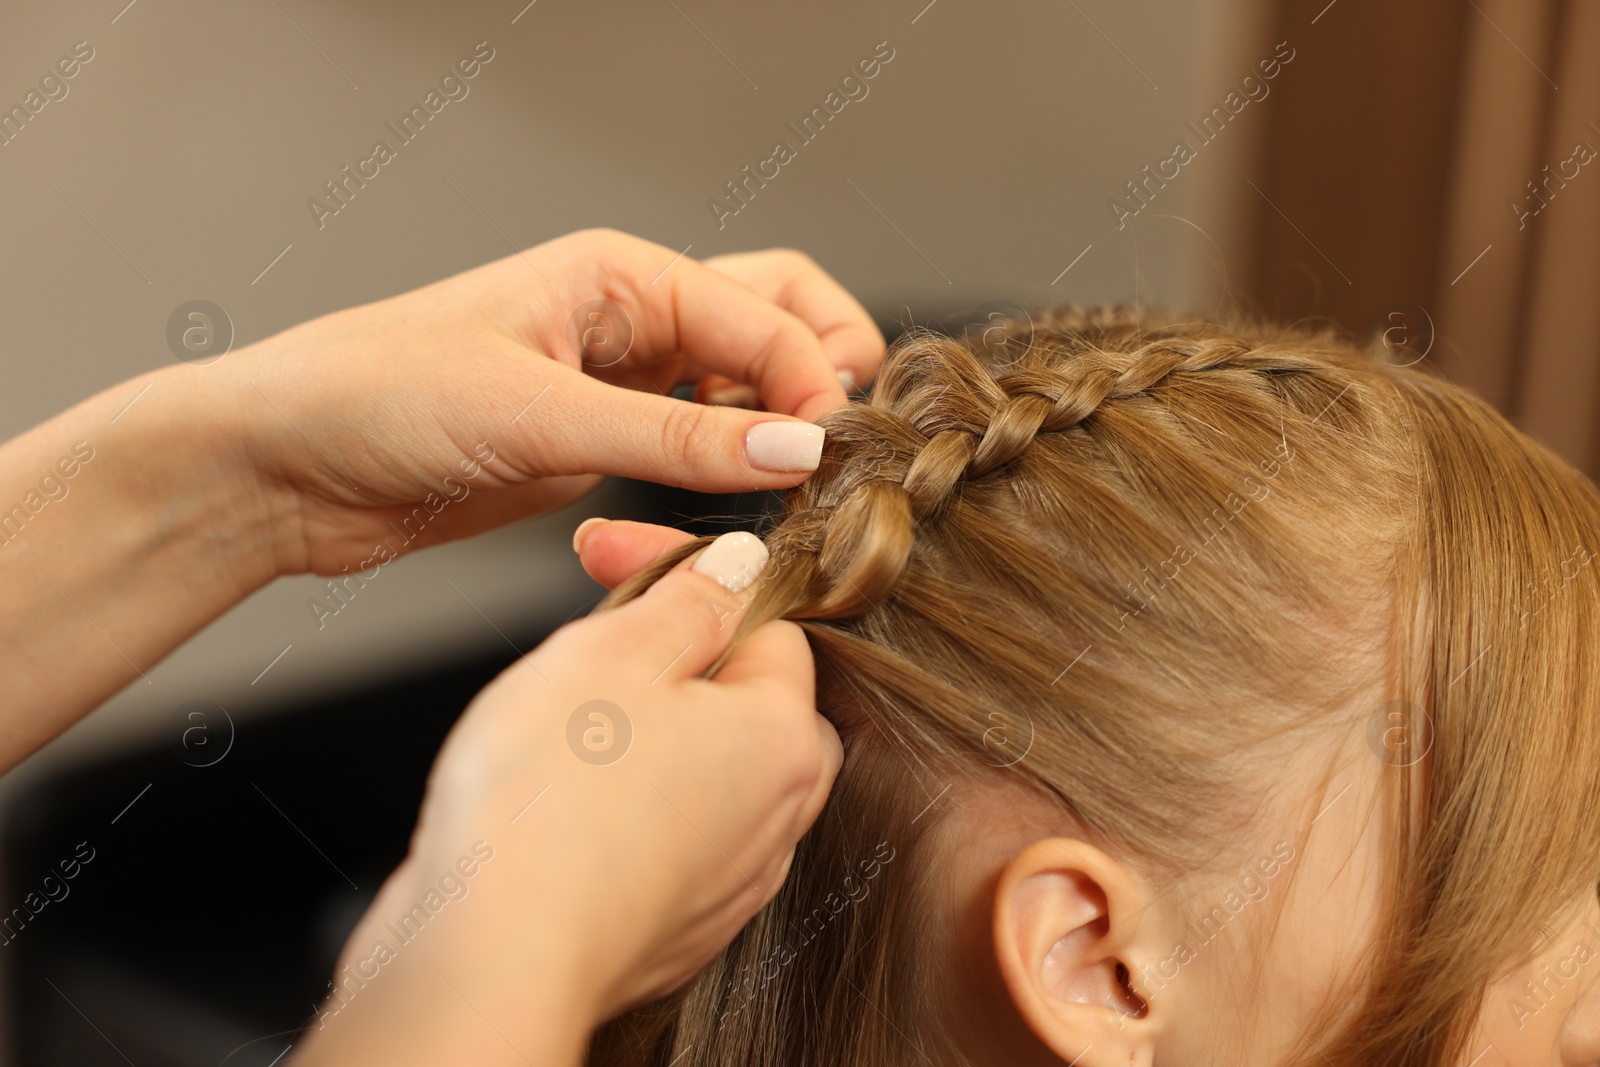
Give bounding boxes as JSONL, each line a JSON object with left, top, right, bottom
{"left": 591, "top": 531, "right": 771, "bottom": 683}
{"left": 516, "top": 367, "right": 826, "bottom": 493}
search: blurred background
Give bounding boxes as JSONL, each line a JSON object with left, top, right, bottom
{"left": 0, "top": 0, "right": 1594, "bottom": 1062}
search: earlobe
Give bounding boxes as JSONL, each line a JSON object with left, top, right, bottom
{"left": 992, "top": 838, "right": 1159, "bottom": 1066}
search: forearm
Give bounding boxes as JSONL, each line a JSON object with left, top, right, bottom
{"left": 291, "top": 962, "right": 596, "bottom": 1067}
{"left": 0, "top": 366, "right": 282, "bottom": 768}
{"left": 290, "top": 860, "right": 603, "bottom": 1067}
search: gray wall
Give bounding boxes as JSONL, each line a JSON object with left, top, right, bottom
{"left": 0, "top": 0, "right": 1230, "bottom": 779}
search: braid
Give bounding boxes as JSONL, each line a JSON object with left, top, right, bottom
{"left": 763, "top": 307, "right": 1353, "bottom": 620}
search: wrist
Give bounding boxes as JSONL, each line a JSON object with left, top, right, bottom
{"left": 91, "top": 363, "right": 292, "bottom": 590}
{"left": 0, "top": 364, "right": 291, "bottom": 762}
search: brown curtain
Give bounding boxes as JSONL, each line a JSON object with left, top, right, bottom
{"left": 1242, "top": 0, "right": 1600, "bottom": 477}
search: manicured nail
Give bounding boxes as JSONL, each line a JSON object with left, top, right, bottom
{"left": 692, "top": 532, "right": 769, "bottom": 593}
{"left": 745, "top": 422, "right": 824, "bottom": 472}
{"left": 572, "top": 517, "right": 608, "bottom": 554}
{"left": 838, "top": 369, "right": 858, "bottom": 393}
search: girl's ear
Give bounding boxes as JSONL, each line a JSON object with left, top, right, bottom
{"left": 991, "top": 838, "right": 1163, "bottom": 1066}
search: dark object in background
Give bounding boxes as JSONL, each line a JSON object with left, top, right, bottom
{"left": 1, "top": 483, "right": 765, "bottom": 1067}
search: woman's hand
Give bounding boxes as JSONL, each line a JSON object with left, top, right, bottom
{"left": 0, "top": 230, "right": 879, "bottom": 768}
{"left": 293, "top": 532, "right": 841, "bottom": 1067}
{"left": 223, "top": 230, "right": 884, "bottom": 575}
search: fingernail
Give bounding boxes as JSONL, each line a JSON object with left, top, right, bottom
{"left": 838, "top": 369, "right": 858, "bottom": 393}
{"left": 705, "top": 384, "right": 760, "bottom": 409}
{"left": 745, "top": 422, "right": 824, "bottom": 472}
{"left": 692, "top": 531, "right": 769, "bottom": 593}
{"left": 572, "top": 517, "right": 608, "bottom": 554}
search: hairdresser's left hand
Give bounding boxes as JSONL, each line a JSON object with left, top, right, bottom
{"left": 220, "top": 228, "right": 883, "bottom": 576}
{"left": 293, "top": 533, "right": 842, "bottom": 1067}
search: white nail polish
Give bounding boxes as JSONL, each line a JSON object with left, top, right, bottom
{"left": 745, "top": 423, "right": 824, "bottom": 472}
{"left": 692, "top": 532, "right": 769, "bottom": 593}
{"left": 572, "top": 517, "right": 607, "bottom": 554}
{"left": 838, "top": 369, "right": 858, "bottom": 393}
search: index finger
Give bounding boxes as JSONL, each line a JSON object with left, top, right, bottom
{"left": 549, "top": 231, "right": 851, "bottom": 422}
{"left": 699, "top": 249, "right": 886, "bottom": 389}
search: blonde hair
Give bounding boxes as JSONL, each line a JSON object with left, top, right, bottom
{"left": 594, "top": 307, "right": 1600, "bottom": 1066}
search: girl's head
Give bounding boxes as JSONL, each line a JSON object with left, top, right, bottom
{"left": 598, "top": 307, "right": 1600, "bottom": 1066}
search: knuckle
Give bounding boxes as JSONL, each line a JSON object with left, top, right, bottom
{"left": 654, "top": 567, "right": 710, "bottom": 612}
{"left": 540, "top": 616, "right": 600, "bottom": 659}
{"left": 763, "top": 699, "right": 822, "bottom": 775}
{"left": 790, "top": 726, "right": 824, "bottom": 779}
{"left": 574, "top": 226, "right": 627, "bottom": 247}
{"left": 763, "top": 852, "right": 797, "bottom": 900}
{"left": 658, "top": 402, "right": 721, "bottom": 470}
{"left": 770, "top": 247, "right": 818, "bottom": 274}
{"left": 557, "top": 227, "right": 630, "bottom": 265}
{"left": 784, "top": 737, "right": 826, "bottom": 803}
{"left": 634, "top": 571, "right": 722, "bottom": 645}
{"left": 745, "top": 325, "right": 790, "bottom": 384}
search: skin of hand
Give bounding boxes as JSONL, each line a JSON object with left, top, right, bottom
{"left": 689, "top": 247, "right": 873, "bottom": 408}
{"left": 574, "top": 517, "right": 703, "bottom": 588}
{"left": 292, "top": 535, "right": 842, "bottom": 1067}
{"left": 0, "top": 229, "right": 882, "bottom": 769}
{"left": 229, "top": 230, "right": 884, "bottom": 576}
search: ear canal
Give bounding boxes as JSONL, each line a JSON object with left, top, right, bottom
{"left": 1115, "top": 961, "right": 1149, "bottom": 1019}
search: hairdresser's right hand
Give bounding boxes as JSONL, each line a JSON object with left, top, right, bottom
{"left": 293, "top": 533, "right": 842, "bottom": 1067}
